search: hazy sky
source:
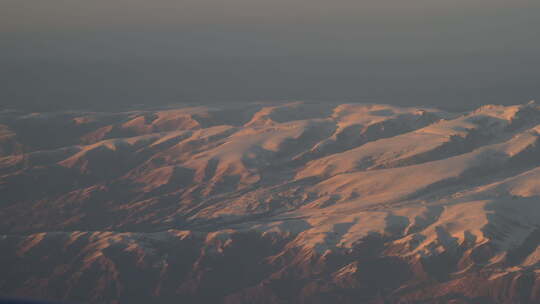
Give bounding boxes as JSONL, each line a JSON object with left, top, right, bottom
{"left": 2, "top": 0, "right": 540, "bottom": 110}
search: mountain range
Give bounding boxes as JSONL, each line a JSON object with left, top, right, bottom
{"left": 1, "top": 101, "right": 540, "bottom": 303}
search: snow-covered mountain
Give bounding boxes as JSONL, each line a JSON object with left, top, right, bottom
{"left": 1, "top": 101, "right": 540, "bottom": 303}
